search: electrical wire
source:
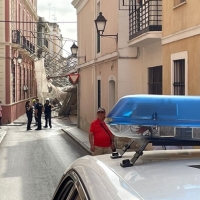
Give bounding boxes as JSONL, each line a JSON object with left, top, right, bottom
{"left": 0, "top": 20, "right": 77, "bottom": 24}
{"left": 18, "top": 29, "right": 77, "bottom": 42}
{"left": 17, "top": 29, "right": 76, "bottom": 56}
{"left": 11, "top": 28, "right": 78, "bottom": 78}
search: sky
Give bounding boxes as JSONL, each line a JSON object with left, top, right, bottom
{"left": 37, "top": 0, "right": 77, "bottom": 56}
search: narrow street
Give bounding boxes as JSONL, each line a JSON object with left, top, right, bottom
{"left": 0, "top": 117, "right": 88, "bottom": 200}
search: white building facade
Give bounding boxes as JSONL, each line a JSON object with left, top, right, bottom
{"left": 72, "top": 0, "right": 162, "bottom": 132}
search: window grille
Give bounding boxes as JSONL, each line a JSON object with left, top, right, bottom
{"left": 173, "top": 59, "right": 185, "bottom": 95}
{"left": 129, "top": 0, "right": 162, "bottom": 40}
{"left": 148, "top": 65, "right": 162, "bottom": 94}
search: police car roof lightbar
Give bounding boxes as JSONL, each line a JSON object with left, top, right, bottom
{"left": 105, "top": 95, "right": 200, "bottom": 167}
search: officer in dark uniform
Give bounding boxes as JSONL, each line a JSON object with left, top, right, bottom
{"left": 35, "top": 98, "right": 43, "bottom": 130}
{"left": 44, "top": 98, "right": 53, "bottom": 128}
{"left": 25, "top": 100, "right": 33, "bottom": 131}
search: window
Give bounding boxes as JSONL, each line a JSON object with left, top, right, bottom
{"left": 173, "top": 59, "right": 185, "bottom": 95}
{"left": 148, "top": 66, "right": 162, "bottom": 94}
{"left": 98, "top": 80, "right": 101, "bottom": 108}
{"left": 174, "top": 0, "right": 186, "bottom": 7}
{"left": 109, "top": 80, "right": 115, "bottom": 110}
{"left": 97, "top": 33, "right": 100, "bottom": 53}
{"left": 11, "top": 62, "right": 16, "bottom": 102}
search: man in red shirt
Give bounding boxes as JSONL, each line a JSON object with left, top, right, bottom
{"left": 89, "top": 108, "right": 115, "bottom": 155}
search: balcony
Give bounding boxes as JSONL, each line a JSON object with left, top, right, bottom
{"left": 26, "top": 40, "right": 30, "bottom": 52}
{"left": 129, "top": 0, "right": 162, "bottom": 47}
{"left": 29, "top": 43, "right": 35, "bottom": 54}
{"left": 12, "top": 30, "right": 21, "bottom": 44}
{"left": 21, "top": 36, "right": 27, "bottom": 49}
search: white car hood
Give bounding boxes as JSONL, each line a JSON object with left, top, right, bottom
{"left": 72, "top": 150, "right": 200, "bottom": 200}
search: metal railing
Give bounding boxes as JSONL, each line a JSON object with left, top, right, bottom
{"left": 21, "top": 36, "right": 27, "bottom": 49}
{"left": 12, "top": 30, "right": 35, "bottom": 54}
{"left": 12, "top": 30, "right": 21, "bottom": 44}
{"left": 26, "top": 40, "right": 30, "bottom": 51}
{"left": 129, "top": 0, "right": 162, "bottom": 40}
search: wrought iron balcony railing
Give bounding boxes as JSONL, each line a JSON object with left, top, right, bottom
{"left": 12, "top": 30, "right": 36, "bottom": 55}
{"left": 129, "top": 0, "right": 162, "bottom": 40}
{"left": 21, "top": 36, "right": 27, "bottom": 49}
{"left": 12, "top": 30, "right": 21, "bottom": 44}
{"left": 33, "top": 45, "right": 35, "bottom": 54}
{"left": 26, "top": 40, "right": 30, "bottom": 52}
{"left": 30, "top": 43, "right": 33, "bottom": 54}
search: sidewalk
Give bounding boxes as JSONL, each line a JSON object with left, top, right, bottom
{"left": 0, "top": 114, "right": 26, "bottom": 144}
{"left": 61, "top": 115, "right": 91, "bottom": 155}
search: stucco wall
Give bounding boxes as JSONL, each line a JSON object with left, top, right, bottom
{"left": 3, "top": 101, "right": 26, "bottom": 124}
{"left": 163, "top": 35, "right": 200, "bottom": 95}
{"left": 79, "top": 58, "right": 118, "bottom": 132}
{"left": 0, "top": 46, "right": 5, "bottom": 103}
{"left": 162, "top": 0, "right": 200, "bottom": 37}
{"left": 98, "top": 0, "right": 118, "bottom": 56}
{"left": 77, "top": 0, "right": 95, "bottom": 63}
{"left": 77, "top": 0, "right": 118, "bottom": 63}
{"left": 118, "top": 41, "right": 162, "bottom": 98}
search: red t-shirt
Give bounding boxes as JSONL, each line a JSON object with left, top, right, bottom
{"left": 90, "top": 119, "right": 112, "bottom": 147}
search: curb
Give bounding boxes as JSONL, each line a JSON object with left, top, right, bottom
{"left": 1, "top": 124, "right": 24, "bottom": 126}
{"left": 62, "top": 128, "right": 92, "bottom": 155}
{"left": 0, "top": 129, "right": 7, "bottom": 144}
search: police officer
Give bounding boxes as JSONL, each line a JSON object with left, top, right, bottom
{"left": 35, "top": 98, "right": 43, "bottom": 130}
{"left": 44, "top": 98, "right": 53, "bottom": 128}
{"left": 25, "top": 100, "right": 33, "bottom": 131}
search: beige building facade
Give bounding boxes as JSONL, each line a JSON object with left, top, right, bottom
{"left": 72, "top": 0, "right": 119, "bottom": 132}
{"left": 0, "top": 0, "right": 38, "bottom": 123}
{"left": 72, "top": 0, "right": 163, "bottom": 132}
{"left": 162, "top": 0, "right": 200, "bottom": 96}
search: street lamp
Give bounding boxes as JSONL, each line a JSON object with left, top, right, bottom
{"left": 23, "top": 85, "right": 28, "bottom": 93}
{"left": 17, "top": 54, "right": 23, "bottom": 64}
{"left": 70, "top": 43, "right": 86, "bottom": 62}
{"left": 70, "top": 42, "right": 78, "bottom": 56}
{"left": 94, "top": 12, "right": 107, "bottom": 34}
{"left": 13, "top": 54, "right": 23, "bottom": 64}
{"left": 94, "top": 12, "right": 118, "bottom": 41}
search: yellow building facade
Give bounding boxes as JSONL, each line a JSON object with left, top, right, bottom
{"left": 162, "top": 0, "right": 200, "bottom": 95}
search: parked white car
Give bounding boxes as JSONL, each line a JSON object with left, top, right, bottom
{"left": 52, "top": 149, "right": 200, "bottom": 200}
{"left": 52, "top": 95, "right": 200, "bottom": 200}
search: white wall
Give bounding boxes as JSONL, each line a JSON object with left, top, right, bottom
{"left": 117, "top": 7, "right": 162, "bottom": 99}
